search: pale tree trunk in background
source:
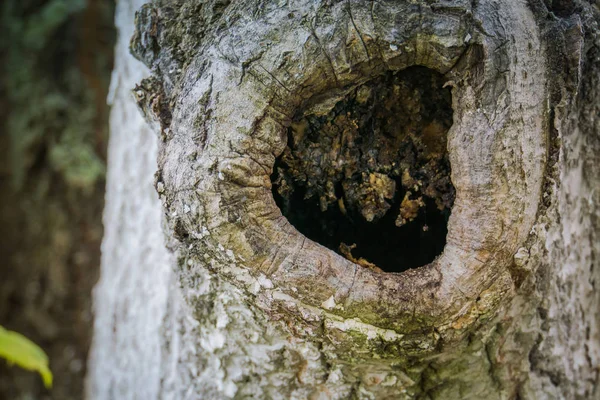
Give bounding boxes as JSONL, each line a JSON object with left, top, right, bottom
{"left": 86, "top": 1, "right": 180, "bottom": 398}
{"left": 87, "top": 1, "right": 600, "bottom": 399}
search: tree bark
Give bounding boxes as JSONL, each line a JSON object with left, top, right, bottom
{"left": 88, "top": 0, "right": 600, "bottom": 399}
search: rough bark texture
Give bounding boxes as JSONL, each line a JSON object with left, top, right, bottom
{"left": 89, "top": 0, "right": 600, "bottom": 399}
{"left": 0, "top": 1, "right": 114, "bottom": 399}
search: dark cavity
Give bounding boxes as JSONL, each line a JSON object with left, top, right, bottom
{"left": 271, "top": 67, "right": 455, "bottom": 273}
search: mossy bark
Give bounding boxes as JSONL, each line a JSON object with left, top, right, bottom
{"left": 89, "top": 0, "right": 600, "bottom": 399}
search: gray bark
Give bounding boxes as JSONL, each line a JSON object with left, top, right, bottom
{"left": 88, "top": 0, "right": 600, "bottom": 399}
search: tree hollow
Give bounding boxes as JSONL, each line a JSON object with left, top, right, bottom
{"left": 271, "top": 67, "right": 454, "bottom": 273}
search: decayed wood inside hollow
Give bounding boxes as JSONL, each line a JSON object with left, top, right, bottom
{"left": 272, "top": 66, "right": 454, "bottom": 273}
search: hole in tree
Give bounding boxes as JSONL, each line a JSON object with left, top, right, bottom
{"left": 271, "top": 66, "right": 455, "bottom": 273}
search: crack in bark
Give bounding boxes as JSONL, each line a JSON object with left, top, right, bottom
{"left": 308, "top": 23, "right": 340, "bottom": 86}
{"left": 346, "top": 1, "right": 371, "bottom": 63}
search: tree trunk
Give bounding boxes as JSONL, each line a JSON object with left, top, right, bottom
{"left": 87, "top": 0, "right": 600, "bottom": 399}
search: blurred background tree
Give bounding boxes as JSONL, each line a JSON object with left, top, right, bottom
{"left": 0, "top": 0, "right": 115, "bottom": 398}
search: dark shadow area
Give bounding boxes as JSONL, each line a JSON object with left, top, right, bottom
{"left": 272, "top": 67, "right": 454, "bottom": 273}
{"left": 0, "top": 1, "right": 115, "bottom": 398}
{"left": 272, "top": 180, "right": 451, "bottom": 272}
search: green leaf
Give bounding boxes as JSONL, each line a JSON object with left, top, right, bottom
{"left": 0, "top": 325, "right": 53, "bottom": 388}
